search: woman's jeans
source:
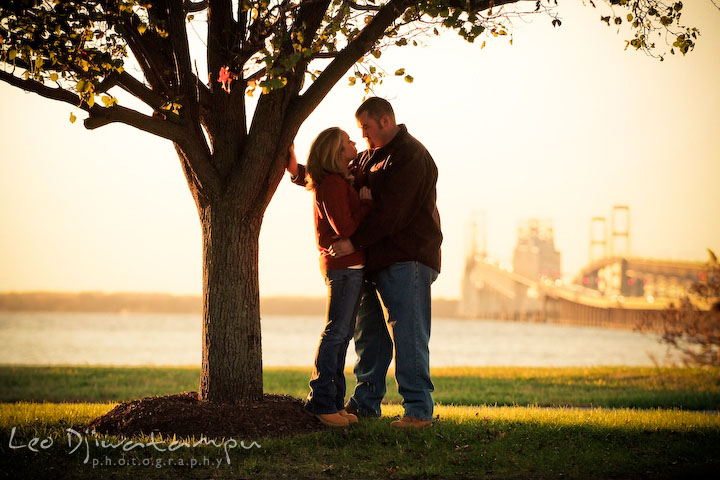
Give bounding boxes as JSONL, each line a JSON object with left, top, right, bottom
{"left": 347, "top": 261, "right": 438, "bottom": 421}
{"left": 305, "top": 267, "right": 364, "bottom": 415}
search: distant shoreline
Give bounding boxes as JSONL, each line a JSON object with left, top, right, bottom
{"left": 0, "top": 291, "right": 460, "bottom": 317}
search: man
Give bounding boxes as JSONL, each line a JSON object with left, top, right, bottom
{"left": 288, "top": 97, "right": 442, "bottom": 428}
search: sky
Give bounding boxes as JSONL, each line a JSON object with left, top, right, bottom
{"left": 1, "top": 1, "right": 719, "bottom": 300}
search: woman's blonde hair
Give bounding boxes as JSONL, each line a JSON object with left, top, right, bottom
{"left": 306, "top": 127, "right": 352, "bottom": 190}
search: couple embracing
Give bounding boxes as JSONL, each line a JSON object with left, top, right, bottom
{"left": 288, "top": 97, "right": 442, "bottom": 429}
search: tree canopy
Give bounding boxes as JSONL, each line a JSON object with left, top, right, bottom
{"left": 0, "top": 1, "right": 699, "bottom": 144}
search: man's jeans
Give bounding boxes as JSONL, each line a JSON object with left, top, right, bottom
{"left": 347, "top": 261, "right": 438, "bottom": 421}
{"left": 305, "top": 267, "right": 364, "bottom": 415}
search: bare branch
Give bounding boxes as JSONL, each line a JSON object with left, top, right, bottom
{"left": 348, "top": 1, "right": 382, "bottom": 11}
{"left": 244, "top": 67, "right": 267, "bottom": 84}
{"left": 84, "top": 104, "right": 184, "bottom": 139}
{"left": 117, "top": 15, "right": 174, "bottom": 96}
{"left": 184, "top": 0, "right": 208, "bottom": 13}
{"left": 168, "top": 0, "right": 201, "bottom": 117}
{"left": 311, "top": 52, "right": 339, "bottom": 59}
{"left": 0, "top": 70, "right": 86, "bottom": 111}
{"left": 98, "top": 71, "right": 168, "bottom": 111}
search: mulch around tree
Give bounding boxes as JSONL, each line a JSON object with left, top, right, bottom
{"left": 84, "top": 392, "right": 327, "bottom": 439}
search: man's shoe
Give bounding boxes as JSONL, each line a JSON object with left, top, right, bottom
{"left": 390, "top": 416, "right": 432, "bottom": 429}
{"left": 344, "top": 404, "right": 359, "bottom": 416}
{"left": 344, "top": 403, "right": 380, "bottom": 419}
{"left": 338, "top": 409, "right": 358, "bottom": 424}
{"left": 315, "top": 412, "right": 350, "bottom": 428}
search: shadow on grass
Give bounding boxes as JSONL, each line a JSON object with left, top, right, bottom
{"left": 1, "top": 410, "right": 719, "bottom": 480}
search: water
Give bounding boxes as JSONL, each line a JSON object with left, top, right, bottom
{"left": 0, "top": 311, "right": 676, "bottom": 367}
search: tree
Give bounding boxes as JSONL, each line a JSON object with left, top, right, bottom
{"left": 0, "top": 0, "right": 702, "bottom": 404}
{"left": 638, "top": 250, "right": 720, "bottom": 366}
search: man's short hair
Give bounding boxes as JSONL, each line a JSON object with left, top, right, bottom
{"left": 356, "top": 97, "right": 396, "bottom": 124}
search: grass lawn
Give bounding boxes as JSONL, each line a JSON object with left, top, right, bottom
{"left": 2, "top": 365, "right": 719, "bottom": 409}
{"left": 1, "top": 365, "right": 719, "bottom": 479}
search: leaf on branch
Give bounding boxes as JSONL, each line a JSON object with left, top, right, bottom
{"left": 259, "top": 77, "right": 287, "bottom": 94}
{"left": 394, "top": 68, "right": 405, "bottom": 76}
{"left": 218, "top": 66, "right": 234, "bottom": 93}
{"left": 161, "top": 102, "right": 182, "bottom": 115}
{"left": 404, "top": 75, "right": 414, "bottom": 83}
{"left": 101, "top": 96, "right": 117, "bottom": 108}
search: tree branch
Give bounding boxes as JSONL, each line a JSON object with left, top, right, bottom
{"left": 184, "top": 0, "right": 208, "bottom": 13}
{"left": 288, "top": 0, "right": 414, "bottom": 128}
{"left": 0, "top": 70, "right": 86, "bottom": 111}
{"left": 347, "top": 1, "right": 382, "bottom": 11}
{"left": 168, "top": 0, "right": 201, "bottom": 117}
{"left": 84, "top": 105, "right": 184, "bottom": 139}
{"left": 98, "top": 71, "right": 169, "bottom": 111}
{"left": 288, "top": 0, "right": 520, "bottom": 129}
{"left": 84, "top": 103, "right": 221, "bottom": 199}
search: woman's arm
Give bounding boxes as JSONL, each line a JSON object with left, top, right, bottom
{"left": 320, "top": 176, "right": 368, "bottom": 238}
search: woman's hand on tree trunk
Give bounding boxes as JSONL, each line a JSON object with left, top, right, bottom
{"left": 285, "top": 144, "right": 298, "bottom": 176}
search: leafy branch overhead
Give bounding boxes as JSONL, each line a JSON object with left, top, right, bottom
{"left": 0, "top": 1, "right": 700, "bottom": 132}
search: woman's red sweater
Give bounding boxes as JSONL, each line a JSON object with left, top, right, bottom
{"left": 313, "top": 173, "right": 372, "bottom": 271}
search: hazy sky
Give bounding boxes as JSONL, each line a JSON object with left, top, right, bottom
{"left": 1, "top": 1, "right": 718, "bottom": 299}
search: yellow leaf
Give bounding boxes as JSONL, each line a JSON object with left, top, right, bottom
{"left": 481, "top": 41, "right": 486, "bottom": 49}
{"left": 86, "top": 95, "right": 95, "bottom": 107}
{"left": 69, "top": 112, "right": 76, "bottom": 123}
{"left": 404, "top": 75, "right": 414, "bottom": 83}
{"left": 50, "top": 73, "right": 59, "bottom": 82}
{"left": 9, "top": 49, "right": 17, "bottom": 61}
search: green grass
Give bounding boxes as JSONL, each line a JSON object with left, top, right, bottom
{"left": 1, "top": 402, "right": 718, "bottom": 479}
{"left": 1, "top": 365, "right": 719, "bottom": 478}
{"left": 1, "top": 365, "right": 719, "bottom": 410}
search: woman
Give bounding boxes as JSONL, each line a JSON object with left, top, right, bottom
{"left": 300, "top": 127, "right": 372, "bottom": 428}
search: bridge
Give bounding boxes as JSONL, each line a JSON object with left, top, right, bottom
{"left": 458, "top": 216, "right": 708, "bottom": 330}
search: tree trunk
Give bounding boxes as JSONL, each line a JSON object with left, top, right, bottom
{"left": 198, "top": 196, "right": 264, "bottom": 403}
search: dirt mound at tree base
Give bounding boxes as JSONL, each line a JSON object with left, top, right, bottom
{"left": 84, "top": 392, "right": 325, "bottom": 439}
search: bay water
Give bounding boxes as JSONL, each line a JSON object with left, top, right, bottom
{"left": 0, "top": 311, "right": 676, "bottom": 367}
